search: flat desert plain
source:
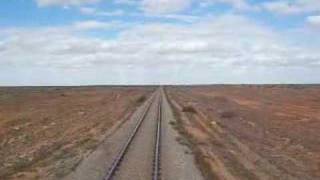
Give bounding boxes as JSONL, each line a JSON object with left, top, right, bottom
{"left": 1, "top": 85, "right": 320, "bottom": 180}
{"left": 0, "top": 86, "right": 154, "bottom": 179}
{"left": 166, "top": 85, "right": 320, "bottom": 180}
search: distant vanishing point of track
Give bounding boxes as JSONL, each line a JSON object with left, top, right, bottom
{"left": 104, "top": 89, "right": 162, "bottom": 180}
{"left": 63, "top": 87, "right": 203, "bottom": 180}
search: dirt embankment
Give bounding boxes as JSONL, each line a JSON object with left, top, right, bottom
{"left": 0, "top": 87, "right": 154, "bottom": 180}
{"left": 166, "top": 85, "right": 320, "bottom": 180}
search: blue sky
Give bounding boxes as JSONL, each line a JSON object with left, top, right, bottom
{"left": 0, "top": 0, "right": 309, "bottom": 29}
{"left": 1, "top": 0, "right": 320, "bottom": 85}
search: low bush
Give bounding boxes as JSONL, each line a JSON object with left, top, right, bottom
{"left": 136, "top": 95, "right": 146, "bottom": 104}
{"left": 182, "top": 105, "right": 197, "bottom": 114}
{"left": 219, "top": 110, "right": 236, "bottom": 118}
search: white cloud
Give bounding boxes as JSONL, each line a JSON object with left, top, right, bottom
{"left": 1, "top": 14, "right": 320, "bottom": 85}
{"left": 36, "top": 0, "right": 100, "bottom": 7}
{"left": 79, "top": 7, "right": 97, "bottom": 14}
{"left": 307, "top": 15, "right": 320, "bottom": 27}
{"left": 79, "top": 7, "right": 125, "bottom": 16}
{"left": 200, "top": 0, "right": 258, "bottom": 11}
{"left": 141, "top": 0, "right": 192, "bottom": 14}
{"left": 115, "top": 0, "right": 139, "bottom": 5}
{"left": 72, "top": 20, "right": 114, "bottom": 30}
{"left": 145, "top": 14, "right": 200, "bottom": 22}
{"left": 98, "top": 10, "right": 125, "bottom": 16}
{"left": 262, "top": 0, "right": 320, "bottom": 15}
{"left": 139, "top": 0, "right": 257, "bottom": 13}
{"left": 79, "top": 7, "right": 198, "bottom": 22}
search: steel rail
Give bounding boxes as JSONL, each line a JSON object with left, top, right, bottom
{"left": 152, "top": 93, "right": 162, "bottom": 180}
{"left": 104, "top": 94, "right": 155, "bottom": 180}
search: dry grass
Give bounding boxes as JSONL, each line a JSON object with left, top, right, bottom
{"left": 163, "top": 89, "right": 217, "bottom": 180}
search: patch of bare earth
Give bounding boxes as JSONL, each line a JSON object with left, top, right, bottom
{"left": 166, "top": 85, "right": 320, "bottom": 180}
{"left": 0, "top": 87, "right": 153, "bottom": 180}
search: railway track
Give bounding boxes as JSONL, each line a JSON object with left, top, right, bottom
{"left": 104, "top": 90, "right": 162, "bottom": 180}
{"left": 153, "top": 92, "right": 162, "bottom": 180}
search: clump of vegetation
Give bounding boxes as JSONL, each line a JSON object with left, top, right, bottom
{"left": 165, "top": 93, "right": 219, "bottom": 180}
{"left": 136, "top": 95, "right": 146, "bottom": 104}
{"left": 219, "top": 110, "right": 236, "bottom": 118}
{"left": 182, "top": 105, "right": 197, "bottom": 114}
{"left": 10, "top": 157, "right": 31, "bottom": 174}
{"left": 53, "top": 153, "right": 82, "bottom": 178}
{"left": 212, "top": 96, "right": 228, "bottom": 103}
{"left": 176, "top": 136, "right": 191, "bottom": 147}
{"left": 169, "top": 121, "right": 177, "bottom": 127}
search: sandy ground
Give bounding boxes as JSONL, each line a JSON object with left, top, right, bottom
{"left": 166, "top": 85, "right": 320, "bottom": 180}
{"left": 0, "top": 86, "right": 154, "bottom": 180}
{"left": 161, "top": 89, "right": 203, "bottom": 180}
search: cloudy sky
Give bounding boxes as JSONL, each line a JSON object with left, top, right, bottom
{"left": 1, "top": 0, "right": 320, "bottom": 85}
